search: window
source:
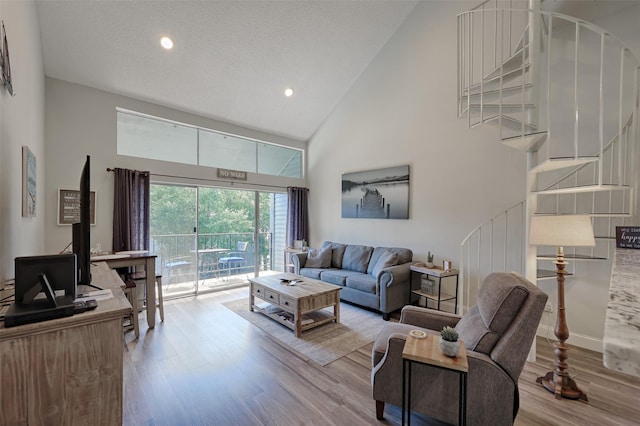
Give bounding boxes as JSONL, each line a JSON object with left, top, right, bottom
{"left": 116, "top": 109, "right": 302, "bottom": 178}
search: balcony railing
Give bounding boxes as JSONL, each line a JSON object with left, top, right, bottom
{"left": 149, "top": 231, "right": 273, "bottom": 285}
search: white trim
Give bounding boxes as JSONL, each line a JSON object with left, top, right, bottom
{"left": 536, "top": 325, "right": 603, "bottom": 354}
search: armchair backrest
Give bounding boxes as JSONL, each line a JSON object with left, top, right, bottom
{"left": 455, "top": 272, "right": 547, "bottom": 382}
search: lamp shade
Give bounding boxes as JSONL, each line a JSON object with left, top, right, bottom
{"left": 529, "top": 215, "right": 596, "bottom": 247}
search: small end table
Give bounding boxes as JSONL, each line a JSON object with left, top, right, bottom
{"left": 409, "top": 264, "right": 460, "bottom": 313}
{"left": 402, "top": 334, "right": 468, "bottom": 425}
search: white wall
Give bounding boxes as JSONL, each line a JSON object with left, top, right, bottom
{"left": 308, "top": 1, "right": 525, "bottom": 264}
{"left": 44, "top": 78, "right": 306, "bottom": 255}
{"left": 307, "top": 0, "right": 640, "bottom": 350}
{"left": 0, "top": 0, "right": 45, "bottom": 281}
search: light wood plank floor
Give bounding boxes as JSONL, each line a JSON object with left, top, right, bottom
{"left": 123, "top": 286, "right": 640, "bottom": 425}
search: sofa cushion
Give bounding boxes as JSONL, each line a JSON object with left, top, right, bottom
{"left": 320, "top": 269, "right": 365, "bottom": 286}
{"left": 341, "top": 245, "right": 373, "bottom": 273}
{"left": 300, "top": 268, "right": 329, "bottom": 280}
{"left": 322, "top": 241, "right": 347, "bottom": 269}
{"left": 371, "top": 252, "right": 399, "bottom": 278}
{"left": 346, "top": 274, "right": 377, "bottom": 294}
{"left": 304, "top": 246, "right": 332, "bottom": 268}
{"left": 367, "top": 247, "right": 414, "bottom": 275}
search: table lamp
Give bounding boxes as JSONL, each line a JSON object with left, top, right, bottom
{"left": 529, "top": 214, "right": 595, "bottom": 401}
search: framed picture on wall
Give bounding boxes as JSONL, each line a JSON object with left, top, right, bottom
{"left": 57, "top": 188, "right": 97, "bottom": 225}
{"left": 22, "top": 146, "right": 36, "bottom": 217}
{"left": 341, "top": 165, "right": 410, "bottom": 219}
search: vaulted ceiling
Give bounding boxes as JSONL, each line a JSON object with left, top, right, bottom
{"left": 36, "top": 0, "right": 418, "bottom": 142}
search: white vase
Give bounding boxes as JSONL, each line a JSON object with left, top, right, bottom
{"left": 426, "top": 262, "right": 434, "bottom": 269}
{"left": 439, "top": 336, "right": 460, "bottom": 357}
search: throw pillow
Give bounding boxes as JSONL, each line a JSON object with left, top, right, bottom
{"left": 372, "top": 252, "right": 398, "bottom": 277}
{"left": 304, "top": 247, "right": 332, "bottom": 268}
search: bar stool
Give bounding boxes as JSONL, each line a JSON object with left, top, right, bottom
{"left": 123, "top": 278, "right": 140, "bottom": 338}
{"left": 128, "top": 272, "right": 165, "bottom": 322}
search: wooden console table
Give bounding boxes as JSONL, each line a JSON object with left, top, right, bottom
{"left": 92, "top": 252, "right": 157, "bottom": 328}
{"left": 0, "top": 262, "right": 131, "bottom": 425}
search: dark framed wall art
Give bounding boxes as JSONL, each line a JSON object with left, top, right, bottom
{"left": 57, "top": 188, "right": 97, "bottom": 225}
{"left": 341, "top": 165, "right": 410, "bottom": 219}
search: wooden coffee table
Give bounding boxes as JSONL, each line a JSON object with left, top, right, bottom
{"left": 249, "top": 273, "right": 341, "bottom": 337}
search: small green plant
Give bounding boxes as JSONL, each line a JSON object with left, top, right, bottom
{"left": 427, "top": 251, "right": 434, "bottom": 263}
{"left": 440, "top": 326, "right": 459, "bottom": 342}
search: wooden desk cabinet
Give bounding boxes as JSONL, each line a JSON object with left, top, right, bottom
{"left": 0, "top": 262, "right": 131, "bottom": 425}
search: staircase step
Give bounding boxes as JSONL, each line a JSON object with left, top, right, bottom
{"left": 484, "top": 45, "right": 529, "bottom": 81}
{"left": 466, "top": 63, "right": 530, "bottom": 94}
{"left": 537, "top": 254, "right": 607, "bottom": 261}
{"left": 502, "top": 131, "right": 548, "bottom": 151}
{"left": 461, "top": 83, "right": 533, "bottom": 99}
{"left": 463, "top": 103, "right": 535, "bottom": 113}
{"left": 484, "top": 114, "right": 537, "bottom": 132}
{"left": 533, "top": 184, "right": 630, "bottom": 195}
{"left": 530, "top": 156, "right": 598, "bottom": 173}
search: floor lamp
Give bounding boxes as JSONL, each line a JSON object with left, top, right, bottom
{"left": 529, "top": 215, "right": 595, "bottom": 402}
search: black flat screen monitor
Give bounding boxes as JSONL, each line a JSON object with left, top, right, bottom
{"left": 15, "top": 254, "right": 77, "bottom": 304}
{"left": 73, "top": 155, "right": 91, "bottom": 286}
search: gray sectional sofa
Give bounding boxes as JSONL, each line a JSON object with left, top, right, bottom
{"left": 291, "top": 241, "right": 413, "bottom": 320}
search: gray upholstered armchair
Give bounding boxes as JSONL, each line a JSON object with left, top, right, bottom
{"left": 371, "top": 272, "right": 548, "bottom": 425}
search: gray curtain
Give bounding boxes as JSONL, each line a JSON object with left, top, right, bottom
{"left": 286, "top": 187, "right": 309, "bottom": 248}
{"left": 112, "top": 168, "right": 150, "bottom": 252}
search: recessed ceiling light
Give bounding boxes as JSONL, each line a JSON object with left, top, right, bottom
{"left": 160, "top": 36, "right": 174, "bottom": 50}
{"left": 284, "top": 88, "right": 294, "bottom": 97}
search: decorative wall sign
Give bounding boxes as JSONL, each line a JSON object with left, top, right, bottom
{"left": 22, "top": 146, "right": 36, "bottom": 217}
{"left": 341, "top": 165, "right": 410, "bottom": 219}
{"left": 616, "top": 226, "right": 640, "bottom": 249}
{"left": 57, "top": 188, "right": 97, "bottom": 225}
{"left": 217, "top": 168, "right": 247, "bottom": 180}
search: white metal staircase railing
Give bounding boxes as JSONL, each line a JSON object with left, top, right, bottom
{"left": 457, "top": 2, "right": 640, "bottom": 312}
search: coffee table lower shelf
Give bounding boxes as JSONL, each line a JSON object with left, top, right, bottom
{"left": 252, "top": 302, "right": 337, "bottom": 334}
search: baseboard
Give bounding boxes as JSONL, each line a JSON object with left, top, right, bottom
{"left": 536, "top": 324, "right": 603, "bottom": 353}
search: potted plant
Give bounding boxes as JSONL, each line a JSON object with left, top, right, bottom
{"left": 440, "top": 326, "right": 460, "bottom": 357}
{"left": 426, "top": 251, "right": 434, "bottom": 268}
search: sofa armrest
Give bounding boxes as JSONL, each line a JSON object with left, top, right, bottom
{"left": 400, "top": 305, "right": 461, "bottom": 330}
{"left": 378, "top": 262, "right": 411, "bottom": 288}
{"left": 291, "top": 252, "right": 307, "bottom": 274}
{"left": 377, "top": 262, "right": 411, "bottom": 316}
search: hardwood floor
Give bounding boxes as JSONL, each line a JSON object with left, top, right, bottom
{"left": 123, "top": 286, "right": 640, "bottom": 425}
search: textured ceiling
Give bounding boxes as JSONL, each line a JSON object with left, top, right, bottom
{"left": 36, "top": 0, "right": 418, "bottom": 142}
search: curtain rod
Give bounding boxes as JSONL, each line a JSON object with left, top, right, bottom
{"left": 106, "top": 167, "right": 149, "bottom": 176}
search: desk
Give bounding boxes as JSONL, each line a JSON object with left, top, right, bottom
{"left": 402, "top": 334, "right": 468, "bottom": 426}
{"left": 0, "top": 262, "right": 131, "bottom": 425}
{"left": 92, "top": 252, "right": 157, "bottom": 328}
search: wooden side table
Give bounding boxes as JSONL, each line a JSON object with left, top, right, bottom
{"left": 402, "top": 334, "right": 468, "bottom": 426}
{"left": 409, "top": 264, "right": 460, "bottom": 313}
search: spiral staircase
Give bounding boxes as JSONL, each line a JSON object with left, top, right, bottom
{"left": 457, "top": 0, "right": 640, "bottom": 326}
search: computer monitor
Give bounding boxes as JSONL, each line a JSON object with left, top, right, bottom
{"left": 14, "top": 254, "right": 77, "bottom": 304}
{"left": 73, "top": 155, "right": 92, "bottom": 286}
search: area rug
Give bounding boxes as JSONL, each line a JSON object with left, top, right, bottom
{"left": 223, "top": 298, "right": 386, "bottom": 366}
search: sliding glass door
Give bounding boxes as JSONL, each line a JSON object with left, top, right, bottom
{"left": 150, "top": 183, "right": 287, "bottom": 298}
{"left": 149, "top": 185, "right": 198, "bottom": 298}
